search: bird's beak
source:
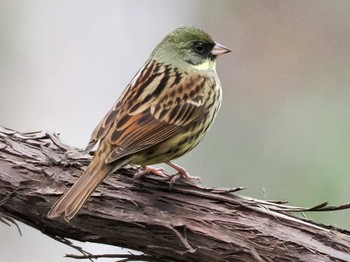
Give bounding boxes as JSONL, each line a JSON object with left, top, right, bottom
{"left": 211, "top": 42, "right": 231, "bottom": 56}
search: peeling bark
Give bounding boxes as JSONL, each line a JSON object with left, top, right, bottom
{"left": 0, "top": 126, "right": 350, "bottom": 262}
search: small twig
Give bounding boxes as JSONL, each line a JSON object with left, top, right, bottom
{"left": 209, "top": 186, "right": 246, "bottom": 194}
{"left": 46, "top": 132, "right": 69, "bottom": 150}
{"left": 65, "top": 253, "right": 156, "bottom": 262}
{"left": 48, "top": 235, "right": 93, "bottom": 262}
{"left": 0, "top": 213, "right": 22, "bottom": 236}
{"left": 0, "top": 188, "right": 18, "bottom": 206}
{"left": 167, "top": 225, "right": 196, "bottom": 253}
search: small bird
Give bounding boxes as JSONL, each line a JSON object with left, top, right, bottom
{"left": 48, "top": 26, "right": 230, "bottom": 221}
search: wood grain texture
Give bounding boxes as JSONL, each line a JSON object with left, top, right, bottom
{"left": 0, "top": 126, "right": 350, "bottom": 262}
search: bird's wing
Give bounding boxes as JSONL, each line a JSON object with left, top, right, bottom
{"left": 86, "top": 60, "right": 215, "bottom": 163}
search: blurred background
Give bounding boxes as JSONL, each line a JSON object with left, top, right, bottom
{"left": 1, "top": 1, "right": 350, "bottom": 261}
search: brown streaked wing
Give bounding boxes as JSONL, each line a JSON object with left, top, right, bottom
{"left": 84, "top": 101, "right": 121, "bottom": 153}
{"left": 105, "top": 111, "right": 182, "bottom": 163}
{"left": 84, "top": 60, "right": 159, "bottom": 153}
{"left": 105, "top": 64, "right": 215, "bottom": 164}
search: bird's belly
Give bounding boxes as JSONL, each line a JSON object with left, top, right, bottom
{"left": 131, "top": 112, "right": 217, "bottom": 165}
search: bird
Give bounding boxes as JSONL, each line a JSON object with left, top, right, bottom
{"left": 47, "top": 26, "right": 231, "bottom": 221}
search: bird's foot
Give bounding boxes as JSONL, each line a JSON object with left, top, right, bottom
{"left": 165, "top": 161, "right": 201, "bottom": 189}
{"left": 166, "top": 161, "right": 189, "bottom": 177}
{"left": 133, "top": 162, "right": 200, "bottom": 189}
{"left": 134, "top": 165, "right": 166, "bottom": 179}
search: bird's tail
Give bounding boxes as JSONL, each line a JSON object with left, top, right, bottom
{"left": 47, "top": 158, "right": 125, "bottom": 221}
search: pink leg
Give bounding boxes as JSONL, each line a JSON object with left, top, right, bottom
{"left": 165, "top": 161, "right": 189, "bottom": 177}
{"left": 165, "top": 161, "right": 199, "bottom": 188}
{"left": 143, "top": 166, "right": 166, "bottom": 176}
{"left": 134, "top": 165, "right": 166, "bottom": 179}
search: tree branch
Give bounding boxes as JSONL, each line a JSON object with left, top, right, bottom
{"left": 1, "top": 126, "right": 350, "bottom": 262}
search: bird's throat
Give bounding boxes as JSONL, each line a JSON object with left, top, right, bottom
{"left": 191, "top": 59, "right": 216, "bottom": 71}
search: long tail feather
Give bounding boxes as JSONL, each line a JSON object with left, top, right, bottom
{"left": 47, "top": 159, "right": 125, "bottom": 221}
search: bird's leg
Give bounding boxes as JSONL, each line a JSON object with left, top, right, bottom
{"left": 165, "top": 161, "right": 201, "bottom": 188}
{"left": 165, "top": 161, "right": 189, "bottom": 177}
{"left": 143, "top": 166, "right": 166, "bottom": 176}
{"left": 134, "top": 165, "right": 166, "bottom": 179}
{"left": 134, "top": 162, "right": 200, "bottom": 188}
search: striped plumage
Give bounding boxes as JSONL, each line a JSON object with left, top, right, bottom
{"left": 48, "top": 26, "right": 230, "bottom": 221}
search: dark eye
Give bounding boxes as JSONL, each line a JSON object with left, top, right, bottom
{"left": 193, "top": 42, "right": 206, "bottom": 55}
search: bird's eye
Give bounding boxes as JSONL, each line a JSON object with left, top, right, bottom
{"left": 193, "top": 42, "right": 206, "bottom": 55}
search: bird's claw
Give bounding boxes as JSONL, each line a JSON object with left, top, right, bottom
{"left": 168, "top": 173, "right": 201, "bottom": 190}
{"left": 134, "top": 166, "right": 167, "bottom": 179}
{"left": 133, "top": 163, "right": 200, "bottom": 190}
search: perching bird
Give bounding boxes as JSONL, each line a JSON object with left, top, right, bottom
{"left": 48, "top": 26, "right": 230, "bottom": 221}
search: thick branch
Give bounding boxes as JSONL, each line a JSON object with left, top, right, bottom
{"left": 0, "top": 126, "right": 350, "bottom": 262}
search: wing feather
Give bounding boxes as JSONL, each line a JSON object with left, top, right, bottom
{"left": 85, "top": 59, "right": 215, "bottom": 163}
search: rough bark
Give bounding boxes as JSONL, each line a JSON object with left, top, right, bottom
{"left": 0, "top": 126, "right": 350, "bottom": 262}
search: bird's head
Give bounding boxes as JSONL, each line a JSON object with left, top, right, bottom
{"left": 151, "top": 26, "right": 231, "bottom": 71}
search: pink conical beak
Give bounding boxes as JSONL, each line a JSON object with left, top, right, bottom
{"left": 211, "top": 42, "right": 231, "bottom": 56}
